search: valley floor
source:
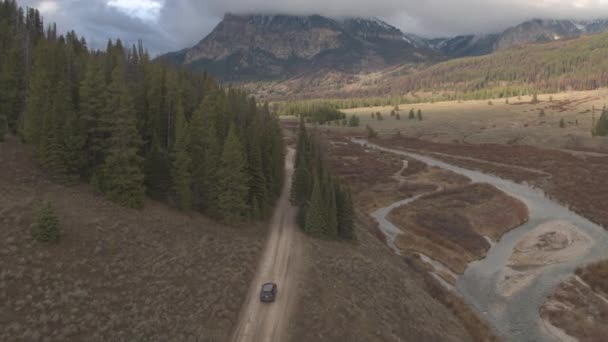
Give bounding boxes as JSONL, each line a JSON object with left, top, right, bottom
{"left": 297, "top": 88, "right": 608, "bottom": 339}
{"left": 334, "top": 130, "right": 608, "bottom": 341}
{"left": 342, "top": 89, "right": 608, "bottom": 151}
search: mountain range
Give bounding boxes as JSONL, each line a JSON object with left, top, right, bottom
{"left": 163, "top": 14, "right": 438, "bottom": 81}
{"left": 161, "top": 14, "right": 608, "bottom": 98}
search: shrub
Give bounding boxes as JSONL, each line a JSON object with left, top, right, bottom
{"left": 0, "top": 114, "right": 7, "bottom": 142}
{"left": 532, "top": 93, "right": 539, "bottom": 104}
{"left": 593, "top": 107, "right": 608, "bottom": 136}
{"left": 31, "top": 203, "right": 62, "bottom": 243}
{"left": 366, "top": 125, "right": 378, "bottom": 139}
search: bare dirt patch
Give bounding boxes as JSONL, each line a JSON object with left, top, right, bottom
{"left": 0, "top": 136, "right": 266, "bottom": 342}
{"left": 389, "top": 184, "right": 528, "bottom": 274}
{"left": 510, "top": 221, "right": 591, "bottom": 267}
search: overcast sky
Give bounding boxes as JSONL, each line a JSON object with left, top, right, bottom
{"left": 19, "top": 0, "right": 608, "bottom": 55}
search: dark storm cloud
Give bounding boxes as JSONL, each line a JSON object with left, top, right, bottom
{"left": 17, "top": 0, "right": 608, "bottom": 54}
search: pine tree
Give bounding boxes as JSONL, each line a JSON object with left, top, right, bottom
{"left": 144, "top": 138, "right": 170, "bottom": 200}
{"left": 417, "top": 109, "right": 423, "bottom": 121}
{"left": 304, "top": 173, "right": 327, "bottom": 235}
{"left": 0, "top": 41, "right": 24, "bottom": 133}
{"left": 595, "top": 108, "right": 608, "bottom": 136}
{"left": 38, "top": 75, "right": 72, "bottom": 181}
{"left": 0, "top": 113, "right": 7, "bottom": 141}
{"left": 61, "top": 109, "right": 86, "bottom": 180}
{"left": 291, "top": 119, "right": 311, "bottom": 205}
{"left": 23, "top": 40, "right": 50, "bottom": 145}
{"left": 268, "top": 125, "right": 285, "bottom": 197}
{"left": 188, "top": 105, "right": 207, "bottom": 211}
{"left": 326, "top": 180, "right": 339, "bottom": 237}
{"left": 31, "top": 202, "right": 61, "bottom": 243}
{"left": 202, "top": 122, "right": 221, "bottom": 214}
{"left": 409, "top": 108, "right": 415, "bottom": 120}
{"left": 101, "top": 62, "right": 145, "bottom": 208}
{"left": 291, "top": 150, "right": 311, "bottom": 206}
{"left": 216, "top": 124, "right": 250, "bottom": 223}
{"left": 170, "top": 100, "right": 192, "bottom": 210}
{"left": 336, "top": 185, "right": 355, "bottom": 240}
{"left": 80, "top": 55, "right": 108, "bottom": 174}
{"left": 247, "top": 129, "right": 267, "bottom": 219}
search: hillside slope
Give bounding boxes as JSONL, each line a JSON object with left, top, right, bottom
{"left": 0, "top": 136, "right": 266, "bottom": 341}
{"left": 388, "top": 31, "right": 608, "bottom": 96}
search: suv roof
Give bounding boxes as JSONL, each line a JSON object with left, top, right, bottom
{"left": 262, "top": 283, "right": 275, "bottom": 291}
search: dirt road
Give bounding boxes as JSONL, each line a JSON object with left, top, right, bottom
{"left": 231, "top": 148, "right": 304, "bottom": 342}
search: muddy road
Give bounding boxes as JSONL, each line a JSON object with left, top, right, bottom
{"left": 356, "top": 139, "right": 608, "bottom": 342}
{"left": 231, "top": 148, "right": 304, "bottom": 342}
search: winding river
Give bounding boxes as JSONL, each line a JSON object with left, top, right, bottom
{"left": 355, "top": 139, "right": 608, "bottom": 342}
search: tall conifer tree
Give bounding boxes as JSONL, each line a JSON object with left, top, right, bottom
{"left": 217, "top": 124, "right": 249, "bottom": 223}
{"left": 101, "top": 61, "right": 145, "bottom": 208}
{"left": 171, "top": 100, "right": 192, "bottom": 210}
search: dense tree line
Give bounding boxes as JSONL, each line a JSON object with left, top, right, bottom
{"left": 290, "top": 120, "right": 355, "bottom": 239}
{"left": 296, "top": 105, "right": 345, "bottom": 124}
{"left": 391, "top": 32, "right": 608, "bottom": 97}
{"left": 0, "top": 0, "right": 285, "bottom": 223}
{"left": 271, "top": 33, "right": 608, "bottom": 112}
{"left": 274, "top": 96, "right": 443, "bottom": 116}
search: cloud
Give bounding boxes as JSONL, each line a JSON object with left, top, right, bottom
{"left": 17, "top": 0, "right": 608, "bottom": 54}
{"left": 107, "top": 0, "right": 164, "bottom": 21}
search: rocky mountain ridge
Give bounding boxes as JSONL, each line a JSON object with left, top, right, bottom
{"left": 162, "top": 14, "right": 438, "bottom": 81}
{"left": 162, "top": 15, "right": 608, "bottom": 85}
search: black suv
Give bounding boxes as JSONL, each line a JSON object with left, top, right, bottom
{"left": 260, "top": 283, "right": 277, "bottom": 303}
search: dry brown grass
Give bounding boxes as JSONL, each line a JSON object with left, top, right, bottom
{"left": 406, "top": 257, "right": 500, "bottom": 342}
{"left": 288, "top": 217, "right": 478, "bottom": 342}
{"left": 298, "top": 135, "right": 500, "bottom": 341}
{"left": 389, "top": 184, "right": 528, "bottom": 273}
{"left": 341, "top": 90, "right": 608, "bottom": 151}
{"left": 0, "top": 136, "right": 266, "bottom": 342}
{"left": 381, "top": 135, "right": 608, "bottom": 230}
{"left": 576, "top": 261, "right": 608, "bottom": 296}
{"left": 541, "top": 277, "right": 608, "bottom": 342}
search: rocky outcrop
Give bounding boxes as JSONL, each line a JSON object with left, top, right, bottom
{"left": 164, "top": 14, "right": 436, "bottom": 81}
